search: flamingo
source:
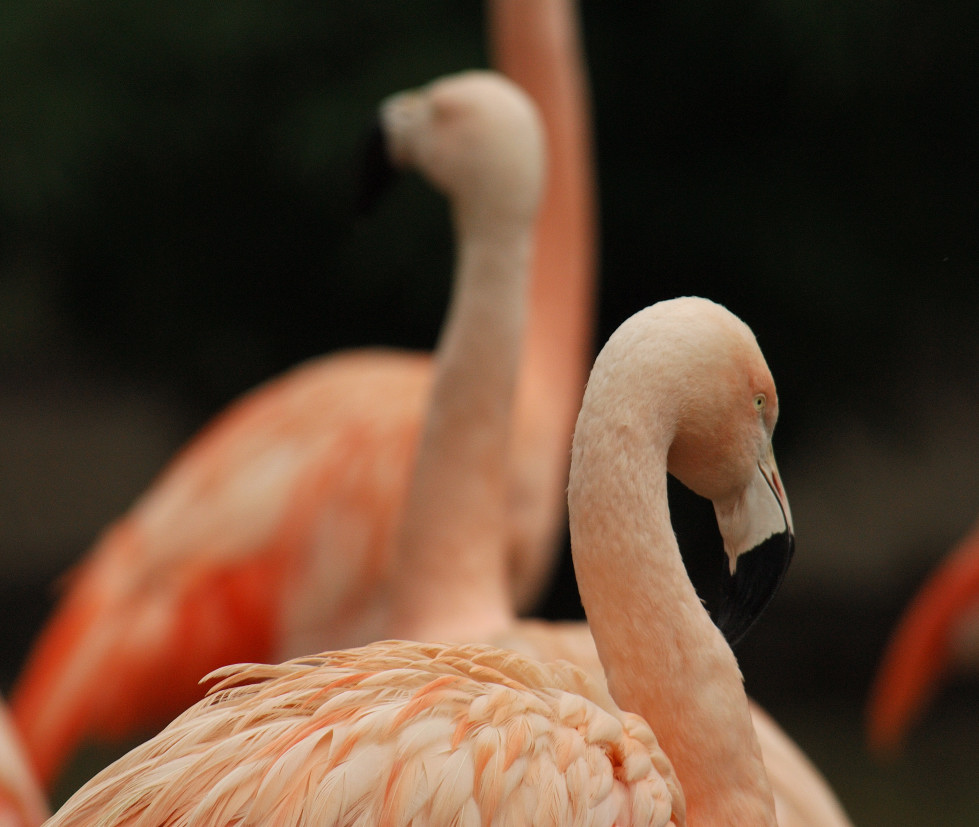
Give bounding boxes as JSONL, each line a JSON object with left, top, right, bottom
{"left": 374, "top": 235, "right": 850, "bottom": 823}
{"left": 0, "top": 701, "right": 48, "bottom": 827}
{"left": 866, "top": 517, "right": 979, "bottom": 755}
{"left": 43, "top": 296, "right": 794, "bottom": 826}
{"left": 11, "top": 0, "right": 597, "bottom": 790}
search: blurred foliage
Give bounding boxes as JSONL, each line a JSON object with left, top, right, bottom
{"left": 1, "top": 0, "right": 978, "bottom": 438}
{"left": 0, "top": 1, "right": 482, "bottom": 404}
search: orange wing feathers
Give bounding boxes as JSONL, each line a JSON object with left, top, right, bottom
{"left": 12, "top": 351, "right": 430, "bottom": 787}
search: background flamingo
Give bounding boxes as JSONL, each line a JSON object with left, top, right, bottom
{"left": 370, "top": 66, "right": 545, "bottom": 642}
{"left": 866, "top": 517, "right": 979, "bottom": 755}
{"left": 10, "top": 0, "right": 596, "bottom": 793}
{"left": 43, "top": 296, "right": 793, "bottom": 826}
{"left": 0, "top": 701, "right": 47, "bottom": 827}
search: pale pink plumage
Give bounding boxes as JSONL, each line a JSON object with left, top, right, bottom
{"left": 46, "top": 296, "right": 793, "bottom": 826}
{"left": 12, "top": 0, "right": 596, "bottom": 790}
{"left": 45, "top": 642, "right": 682, "bottom": 827}
{"left": 0, "top": 701, "right": 47, "bottom": 827}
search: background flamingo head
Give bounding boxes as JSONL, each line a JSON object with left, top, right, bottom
{"left": 375, "top": 70, "right": 545, "bottom": 227}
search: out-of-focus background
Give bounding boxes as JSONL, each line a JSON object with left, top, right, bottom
{"left": 2, "top": 1, "right": 977, "bottom": 821}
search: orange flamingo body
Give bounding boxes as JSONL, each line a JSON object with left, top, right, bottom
{"left": 867, "top": 518, "right": 979, "bottom": 754}
{"left": 12, "top": 0, "right": 595, "bottom": 790}
{"left": 13, "top": 353, "right": 428, "bottom": 780}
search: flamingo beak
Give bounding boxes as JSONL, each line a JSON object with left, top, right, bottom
{"left": 356, "top": 118, "right": 399, "bottom": 215}
{"left": 712, "top": 444, "right": 795, "bottom": 645}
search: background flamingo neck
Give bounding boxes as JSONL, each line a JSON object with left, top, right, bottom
{"left": 489, "top": 0, "right": 595, "bottom": 393}
{"left": 385, "top": 222, "right": 533, "bottom": 642}
{"left": 569, "top": 415, "right": 777, "bottom": 826}
{"left": 487, "top": 0, "right": 596, "bottom": 349}
{"left": 486, "top": 0, "right": 598, "bottom": 604}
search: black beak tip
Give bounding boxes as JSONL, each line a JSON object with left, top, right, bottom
{"left": 714, "top": 530, "right": 795, "bottom": 647}
{"left": 355, "top": 118, "right": 398, "bottom": 216}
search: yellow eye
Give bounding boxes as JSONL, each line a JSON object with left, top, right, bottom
{"left": 753, "top": 394, "right": 767, "bottom": 412}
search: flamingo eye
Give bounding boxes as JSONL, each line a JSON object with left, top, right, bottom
{"left": 753, "top": 393, "right": 767, "bottom": 412}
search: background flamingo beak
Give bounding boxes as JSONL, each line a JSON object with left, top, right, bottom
{"left": 356, "top": 119, "right": 398, "bottom": 215}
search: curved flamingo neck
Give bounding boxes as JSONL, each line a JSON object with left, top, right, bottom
{"left": 569, "top": 376, "right": 777, "bottom": 826}
{"left": 386, "top": 212, "right": 534, "bottom": 642}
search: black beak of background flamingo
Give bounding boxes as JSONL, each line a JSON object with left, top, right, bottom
{"left": 356, "top": 119, "right": 398, "bottom": 216}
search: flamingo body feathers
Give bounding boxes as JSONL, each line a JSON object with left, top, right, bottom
{"left": 45, "top": 642, "right": 682, "bottom": 827}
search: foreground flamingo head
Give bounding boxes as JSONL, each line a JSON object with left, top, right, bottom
{"left": 375, "top": 70, "right": 545, "bottom": 228}
{"left": 574, "top": 296, "right": 794, "bottom": 645}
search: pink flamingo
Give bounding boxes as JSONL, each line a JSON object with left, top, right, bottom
{"left": 377, "top": 236, "right": 850, "bottom": 821}
{"left": 11, "top": 0, "right": 596, "bottom": 790}
{"left": 0, "top": 701, "right": 47, "bottom": 827}
{"left": 43, "top": 296, "right": 795, "bottom": 826}
{"left": 866, "top": 517, "right": 979, "bottom": 754}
